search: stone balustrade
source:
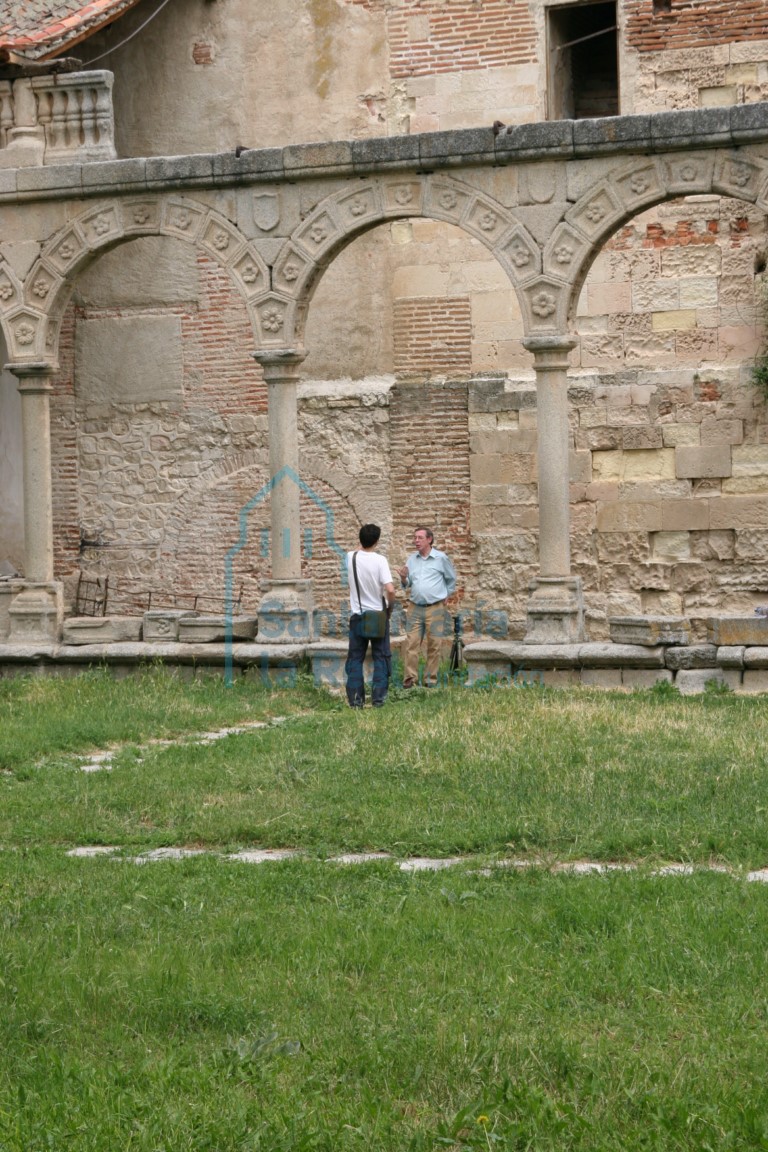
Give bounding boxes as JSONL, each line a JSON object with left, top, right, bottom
{"left": 0, "top": 72, "right": 115, "bottom": 168}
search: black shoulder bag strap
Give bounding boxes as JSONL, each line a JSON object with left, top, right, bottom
{"left": 351, "top": 552, "right": 364, "bottom": 616}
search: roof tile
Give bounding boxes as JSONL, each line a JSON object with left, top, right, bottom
{"left": 0, "top": 0, "right": 143, "bottom": 60}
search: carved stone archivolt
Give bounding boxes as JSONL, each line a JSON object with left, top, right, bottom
{"left": 6, "top": 141, "right": 768, "bottom": 364}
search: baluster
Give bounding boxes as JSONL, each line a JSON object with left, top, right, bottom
{"left": 93, "top": 81, "right": 115, "bottom": 154}
{"left": 80, "top": 86, "right": 97, "bottom": 150}
{"left": 49, "top": 87, "right": 69, "bottom": 152}
{"left": 0, "top": 82, "right": 13, "bottom": 148}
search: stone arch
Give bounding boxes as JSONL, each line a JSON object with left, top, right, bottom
{"left": 156, "top": 448, "right": 379, "bottom": 603}
{"left": 563, "top": 148, "right": 768, "bottom": 328}
{"left": 2, "top": 195, "right": 268, "bottom": 365}
{"left": 257, "top": 173, "right": 543, "bottom": 350}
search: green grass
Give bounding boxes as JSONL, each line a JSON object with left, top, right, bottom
{"left": 3, "top": 853, "right": 768, "bottom": 1151}
{"left": 3, "top": 669, "right": 768, "bottom": 1149}
{"left": 1, "top": 669, "right": 768, "bottom": 865}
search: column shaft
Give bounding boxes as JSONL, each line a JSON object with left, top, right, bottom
{"left": 13, "top": 368, "right": 56, "bottom": 583}
{"left": 257, "top": 351, "right": 305, "bottom": 582}
{"left": 523, "top": 337, "right": 576, "bottom": 579}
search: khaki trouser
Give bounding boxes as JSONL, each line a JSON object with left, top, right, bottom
{"left": 404, "top": 601, "right": 450, "bottom": 685}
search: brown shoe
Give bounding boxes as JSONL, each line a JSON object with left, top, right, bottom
{"left": 402, "top": 678, "right": 415, "bottom": 689}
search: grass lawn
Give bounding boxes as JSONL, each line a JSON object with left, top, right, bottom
{"left": 1, "top": 668, "right": 768, "bottom": 1149}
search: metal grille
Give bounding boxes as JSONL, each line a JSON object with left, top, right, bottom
{"left": 75, "top": 574, "right": 243, "bottom": 617}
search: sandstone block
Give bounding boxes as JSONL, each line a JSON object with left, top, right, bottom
{"left": 569, "top": 450, "right": 592, "bottom": 484}
{"left": 731, "top": 445, "right": 768, "bottom": 476}
{"left": 608, "top": 616, "right": 690, "bottom": 646}
{"left": 579, "top": 642, "right": 665, "bottom": 668}
{"left": 622, "top": 426, "right": 663, "bottom": 450}
{"left": 665, "top": 645, "right": 718, "bottom": 670}
{"left": 700, "top": 417, "right": 743, "bottom": 447}
{"left": 662, "top": 425, "right": 700, "bottom": 447}
{"left": 717, "top": 646, "right": 745, "bottom": 669}
{"left": 580, "top": 668, "right": 623, "bottom": 688}
{"left": 0, "top": 584, "right": 13, "bottom": 641}
{"left": 178, "top": 616, "right": 258, "bottom": 643}
{"left": 710, "top": 497, "right": 768, "bottom": 529}
{"left": 706, "top": 616, "right": 768, "bottom": 646}
{"left": 652, "top": 310, "right": 696, "bottom": 332}
{"left": 143, "top": 610, "right": 199, "bottom": 642}
{"left": 652, "top": 531, "right": 691, "bottom": 560}
{"left": 675, "top": 445, "right": 732, "bottom": 479}
{"left": 743, "top": 648, "right": 768, "bottom": 670}
{"left": 632, "top": 280, "right": 680, "bottom": 311}
{"left": 674, "top": 669, "right": 738, "bottom": 696}
{"left": 740, "top": 670, "right": 768, "bottom": 694}
{"left": 62, "top": 616, "right": 143, "bottom": 645}
{"left": 621, "top": 668, "right": 674, "bottom": 689}
{"left": 658, "top": 495, "right": 713, "bottom": 529}
{"left": 596, "top": 502, "right": 662, "bottom": 532}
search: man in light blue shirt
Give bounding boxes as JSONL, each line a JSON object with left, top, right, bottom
{"left": 397, "top": 526, "right": 457, "bottom": 687}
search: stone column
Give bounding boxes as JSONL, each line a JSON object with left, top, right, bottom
{"left": 522, "top": 335, "right": 584, "bottom": 644}
{"left": 6, "top": 363, "right": 63, "bottom": 642}
{"left": 252, "top": 349, "right": 313, "bottom": 642}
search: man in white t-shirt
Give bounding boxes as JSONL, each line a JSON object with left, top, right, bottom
{"left": 345, "top": 523, "right": 396, "bottom": 708}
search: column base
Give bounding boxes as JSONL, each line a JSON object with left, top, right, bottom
{"left": 524, "top": 577, "right": 585, "bottom": 645}
{"left": 0, "top": 127, "right": 45, "bottom": 168}
{"left": 257, "top": 579, "right": 314, "bottom": 643}
{"left": 8, "top": 581, "right": 63, "bottom": 643}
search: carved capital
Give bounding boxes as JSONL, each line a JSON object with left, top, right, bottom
{"left": 252, "top": 348, "right": 306, "bottom": 384}
{"left": 5, "top": 361, "right": 57, "bottom": 393}
{"left": 522, "top": 335, "right": 577, "bottom": 373}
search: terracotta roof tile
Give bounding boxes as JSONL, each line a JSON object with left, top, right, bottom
{"left": 0, "top": 0, "right": 143, "bottom": 60}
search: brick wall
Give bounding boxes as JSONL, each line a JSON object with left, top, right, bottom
{"left": 389, "top": 379, "right": 472, "bottom": 603}
{"left": 393, "top": 296, "right": 473, "bottom": 377}
{"left": 346, "top": 0, "right": 536, "bottom": 77}
{"left": 626, "top": 0, "right": 768, "bottom": 53}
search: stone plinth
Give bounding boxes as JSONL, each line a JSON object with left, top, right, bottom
{"left": 609, "top": 616, "right": 690, "bottom": 647}
{"left": 525, "top": 576, "right": 585, "bottom": 644}
{"left": 8, "top": 582, "right": 63, "bottom": 643}
{"left": 62, "top": 616, "right": 143, "bottom": 645}
{"left": 257, "top": 579, "right": 314, "bottom": 644}
{"left": 0, "top": 584, "right": 14, "bottom": 641}
{"left": 143, "top": 610, "right": 199, "bottom": 642}
{"left": 707, "top": 616, "right": 768, "bottom": 647}
{"left": 177, "top": 616, "right": 258, "bottom": 643}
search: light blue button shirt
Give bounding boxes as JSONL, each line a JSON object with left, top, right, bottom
{"left": 403, "top": 547, "right": 456, "bottom": 605}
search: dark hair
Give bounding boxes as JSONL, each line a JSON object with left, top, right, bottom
{"left": 414, "top": 525, "right": 434, "bottom": 543}
{"left": 359, "top": 523, "right": 381, "bottom": 548}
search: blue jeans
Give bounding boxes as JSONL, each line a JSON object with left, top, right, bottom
{"left": 345, "top": 615, "right": 392, "bottom": 707}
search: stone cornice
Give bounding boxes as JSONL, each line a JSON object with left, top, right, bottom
{"left": 5, "top": 102, "right": 768, "bottom": 205}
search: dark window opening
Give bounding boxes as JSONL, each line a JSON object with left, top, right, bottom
{"left": 547, "top": 2, "right": 618, "bottom": 120}
{"left": 653, "top": 0, "right": 673, "bottom": 12}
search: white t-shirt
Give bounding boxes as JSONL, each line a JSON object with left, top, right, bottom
{"left": 347, "top": 550, "right": 393, "bottom": 613}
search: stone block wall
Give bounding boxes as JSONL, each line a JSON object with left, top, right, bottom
{"left": 466, "top": 368, "right": 768, "bottom": 640}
